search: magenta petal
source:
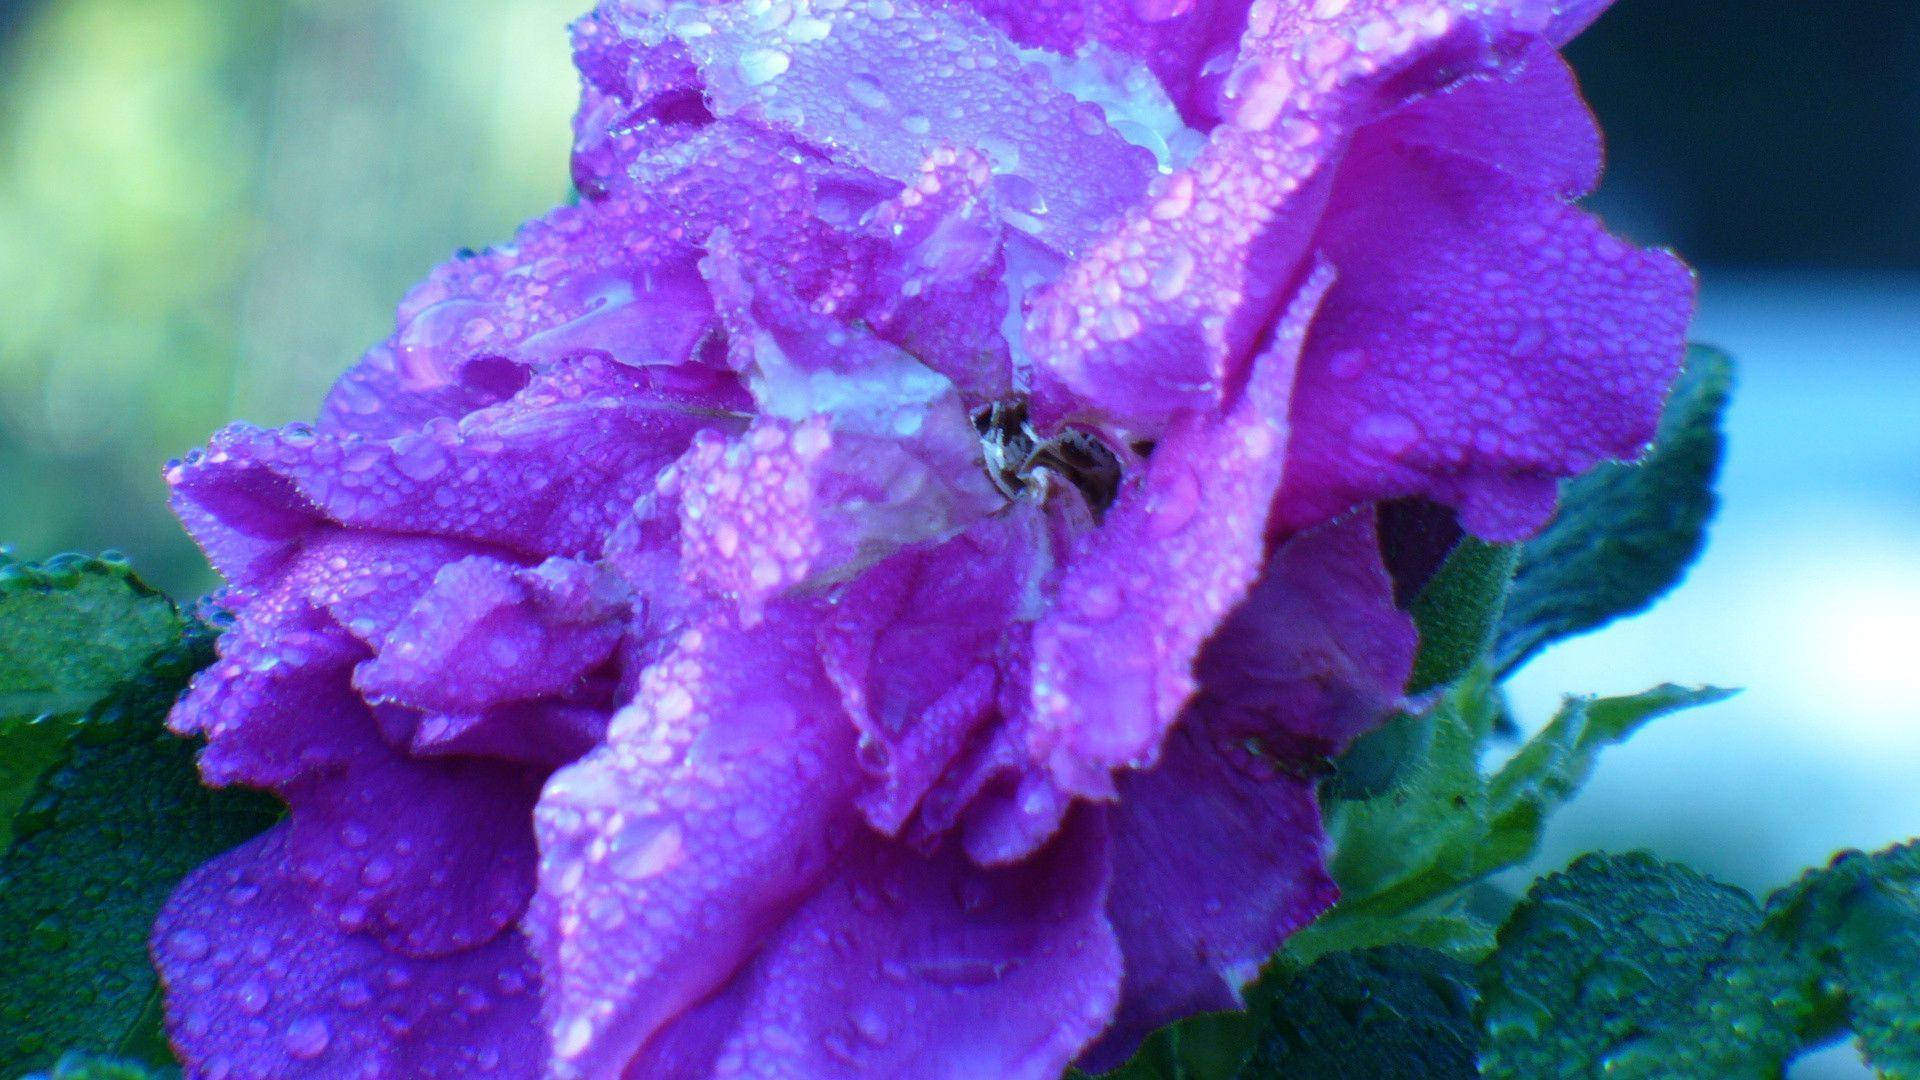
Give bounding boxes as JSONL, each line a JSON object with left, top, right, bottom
{"left": 319, "top": 199, "right": 714, "bottom": 438}
{"left": 1278, "top": 139, "right": 1693, "bottom": 539}
{"left": 674, "top": 251, "right": 1003, "bottom": 614}
{"left": 1372, "top": 40, "right": 1601, "bottom": 199}
{"left": 282, "top": 739, "right": 544, "bottom": 957}
{"left": 1193, "top": 510, "right": 1417, "bottom": 757}
{"left": 528, "top": 604, "right": 863, "bottom": 1077}
{"left": 172, "top": 357, "right": 722, "bottom": 570}
{"left": 1085, "top": 719, "right": 1336, "bottom": 1068}
{"left": 854, "top": 147, "right": 1016, "bottom": 401}
{"left": 354, "top": 556, "right": 628, "bottom": 717}
{"left": 171, "top": 611, "right": 369, "bottom": 790}
{"left": 1030, "top": 267, "right": 1332, "bottom": 797}
{"left": 642, "top": 809, "right": 1122, "bottom": 1078}
{"left": 820, "top": 506, "right": 1049, "bottom": 832}
{"left": 961, "top": 0, "right": 1253, "bottom": 126}
{"left": 670, "top": 0, "right": 1157, "bottom": 255}
{"left": 1023, "top": 125, "right": 1334, "bottom": 433}
{"left": 154, "top": 827, "right": 545, "bottom": 1079}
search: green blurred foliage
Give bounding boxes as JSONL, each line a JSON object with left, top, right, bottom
{"left": 0, "top": 0, "right": 583, "bottom": 597}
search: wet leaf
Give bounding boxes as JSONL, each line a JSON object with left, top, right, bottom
{"left": 1, "top": 555, "right": 182, "bottom": 849}
{"left": 1479, "top": 852, "right": 1802, "bottom": 1080}
{"left": 0, "top": 575, "right": 280, "bottom": 1075}
{"left": 1078, "top": 1012, "right": 1258, "bottom": 1080}
{"left": 1496, "top": 345, "right": 1733, "bottom": 674}
{"left": 1242, "top": 946, "right": 1479, "bottom": 1080}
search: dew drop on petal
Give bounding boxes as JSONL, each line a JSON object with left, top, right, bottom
{"left": 737, "top": 48, "right": 792, "bottom": 87}
{"left": 283, "top": 1015, "right": 331, "bottom": 1060}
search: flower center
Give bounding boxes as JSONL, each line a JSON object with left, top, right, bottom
{"left": 973, "top": 399, "right": 1124, "bottom": 515}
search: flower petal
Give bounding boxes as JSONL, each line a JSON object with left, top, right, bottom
{"left": 643, "top": 809, "right": 1122, "bottom": 1078}
{"left": 281, "top": 738, "right": 544, "bottom": 957}
{"left": 1082, "top": 512, "right": 1411, "bottom": 1064}
{"left": 153, "top": 827, "right": 546, "bottom": 1079}
{"left": 1278, "top": 137, "right": 1693, "bottom": 539}
{"left": 320, "top": 198, "right": 717, "bottom": 439}
{"left": 819, "top": 505, "right": 1050, "bottom": 832}
{"left": 528, "top": 603, "right": 863, "bottom": 1078}
{"left": 667, "top": 0, "right": 1158, "bottom": 255}
{"left": 672, "top": 248, "right": 1003, "bottom": 616}
{"left": 171, "top": 357, "right": 730, "bottom": 581}
{"left": 1191, "top": 510, "right": 1416, "bottom": 757}
{"left": 1029, "top": 265, "right": 1332, "bottom": 798}
{"left": 1087, "top": 719, "right": 1336, "bottom": 1067}
{"left": 353, "top": 555, "right": 628, "bottom": 718}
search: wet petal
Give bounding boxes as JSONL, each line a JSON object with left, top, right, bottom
{"left": 171, "top": 606, "right": 369, "bottom": 791}
{"left": 1278, "top": 138, "right": 1693, "bottom": 539}
{"left": 1030, "top": 266, "right": 1332, "bottom": 797}
{"left": 650, "top": 809, "right": 1121, "bottom": 1078}
{"left": 668, "top": 0, "right": 1158, "bottom": 255}
{"left": 673, "top": 247, "right": 1003, "bottom": 616}
{"left": 1086, "top": 718, "right": 1336, "bottom": 1067}
{"left": 320, "top": 197, "right": 717, "bottom": 439}
{"left": 1023, "top": 122, "right": 1336, "bottom": 432}
{"left": 820, "top": 506, "right": 1049, "bottom": 832}
{"left": 354, "top": 555, "right": 629, "bottom": 718}
{"left": 282, "top": 738, "right": 544, "bottom": 957}
{"left": 1191, "top": 510, "right": 1417, "bottom": 757}
{"left": 854, "top": 146, "right": 1016, "bottom": 401}
{"left": 528, "top": 603, "right": 863, "bottom": 1078}
{"left": 154, "top": 827, "right": 545, "bottom": 1079}
{"left": 171, "top": 357, "right": 734, "bottom": 575}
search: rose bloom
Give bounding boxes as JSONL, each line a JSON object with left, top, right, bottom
{"left": 153, "top": 0, "right": 1690, "bottom": 1076}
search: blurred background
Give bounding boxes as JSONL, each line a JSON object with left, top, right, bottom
{"left": 0, "top": 0, "right": 1914, "bottom": 1073}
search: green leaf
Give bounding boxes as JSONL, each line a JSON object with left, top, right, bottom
{"left": 1308, "top": 675, "right": 1727, "bottom": 956}
{"left": 1480, "top": 684, "right": 1735, "bottom": 874}
{"left": 1, "top": 556, "right": 183, "bottom": 849}
{"left": 15, "top": 1052, "right": 179, "bottom": 1080}
{"left": 1241, "top": 946, "right": 1479, "bottom": 1080}
{"left": 1478, "top": 852, "right": 1807, "bottom": 1080}
{"left": 1763, "top": 842, "right": 1920, "bottom": 1078}
{"left": 0, "top": 586, "right": 281, "bottom": 1075}
{"left": 1277, "top": 910, "right": 1498, "bottom": 973}
{"left": 1076, "top": 1012, "right": 1259, "bottom": 1080}
{"left": 1406, "top": 538, "right": 1517, "bottom": 695}
{"left": 0, "top": 555, "right": 181, "bottom": 720}
{"left": 1495, "top": 345, "right": 1733, "bottom": 674}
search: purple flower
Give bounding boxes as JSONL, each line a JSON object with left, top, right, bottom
{"left": 152, "top": 0, "right": 1691, "bottom": 1075}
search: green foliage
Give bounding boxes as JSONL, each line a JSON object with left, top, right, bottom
{"left": 0, "top": 555, "right": 182, "bottom": 848}
{"left": 1475, "top": 844, "right": 1920, "bottom": 1078}
{"left": 1306, "top": 672, "right": 1727, "bottom": 963}
{"left": 1495, "top": 345, "right": 1734, "bottom": 674}
{"left": 1078, "top": 1013, "right": 1259, "bottom": 1080}
{"left": 1241, "top": 946, "right": 1479, "bottom": 1080}
{"left": 1407, "top": 538, "right": 1517, "bottom": 695}
{"left": 1763, "top": 843, "right": 1920, "bottom": 1078}
{"left": 0, "top": 557, "right": 279, "bottom": 1076}
{"left": 15, "top": 1052, "right": 180, "bottom": 1080}
{"left": 1479, "top": 852, "right": 1797, "bottom": 1079}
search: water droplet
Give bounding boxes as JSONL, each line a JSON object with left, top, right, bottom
{"left": 845, "top": 73, "right": 891, "bottom": 111}
{"left": 785, "top": 15, "right": 832, "bottom": 42}
{"left": 852, "top": 1006, "right": 890, "bottom": 1044}
{"left": 391, "top": 434, "right": 449, "bottom": 481}
{"left": 900, "top": 112, "right": 932, "bottom": 135}
{"left": 1148, "top": 249, "right": 1195, "bottom": 300}
{"left": 610, "top": 819, "right": 685, "bottom": 881}
{"left": 167, "top": 929, "right": 211, "bottom": 960}
{"left": 1143, "top": 467, "right": 1199, "bottom": 536}
{"left": 1355, "top": 412, "right": 1420, "bottom": 456}
{"left": 737, "top": 48, "right": 792, "bottom": 87}
{"left": 556, "top": 1015, "right": 595, "bottom": 1059}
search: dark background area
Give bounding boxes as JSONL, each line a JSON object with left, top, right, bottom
{"left": 1569, "top": 0, "right": 1920, "bottom": 267}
